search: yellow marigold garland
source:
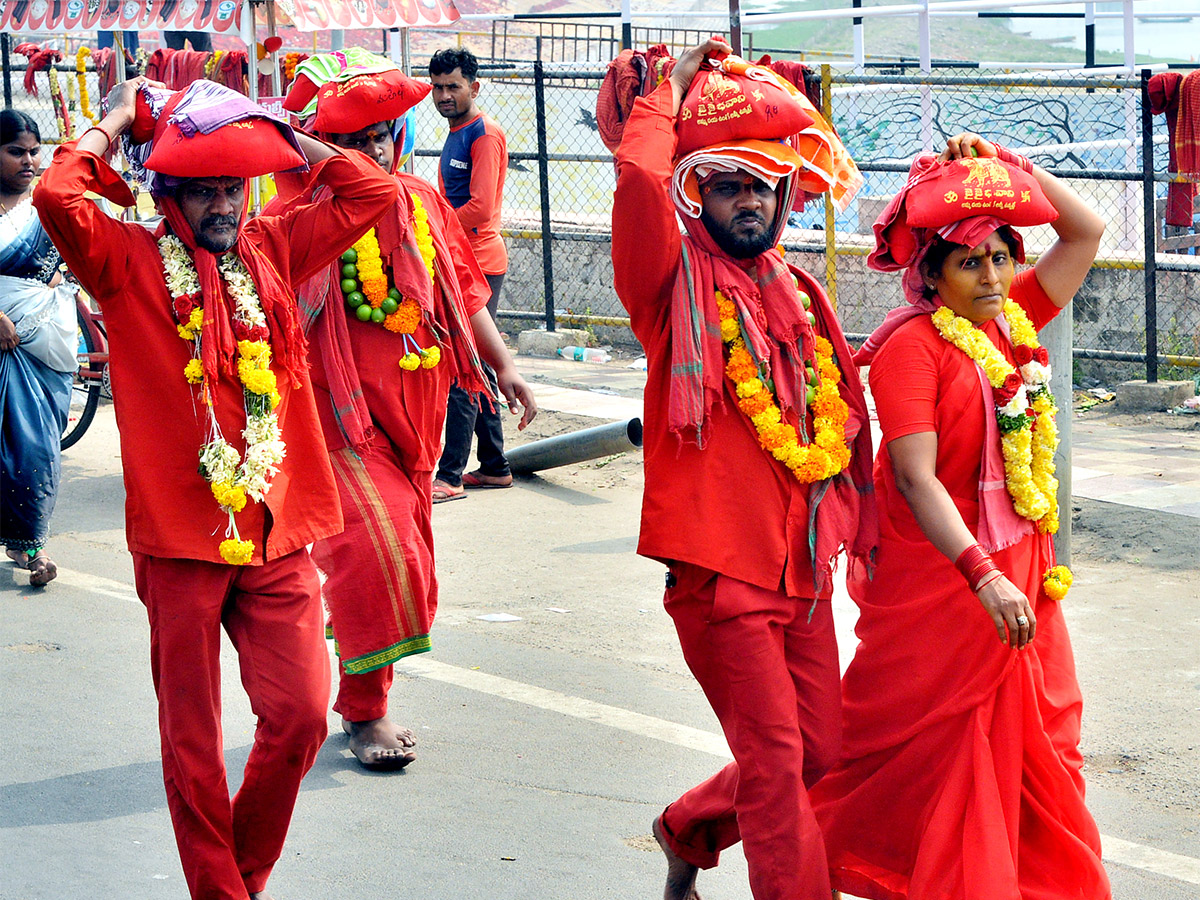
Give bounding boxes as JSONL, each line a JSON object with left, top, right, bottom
{"left": 76, "top": 46, "right": 95, "bottom": 126}
{"left": 158, "top": 235, "right": 287, "bottom": 565}
{"left": 931, "top": 299, "right": 1071, "bottom": 598}
{"left": 338, "top": 193, "right": 442, "bottom": 370}
{"left": 716, "top": 290, "right": 851, "bottom": 483}
{"left": 1042, "top": 565, "right": 1072, "bottom": 601}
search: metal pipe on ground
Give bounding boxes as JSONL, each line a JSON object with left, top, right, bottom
{"left": 507, "top": 418, "right": 643, "bottom": 475}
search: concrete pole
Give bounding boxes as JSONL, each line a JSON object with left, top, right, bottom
{"left": 1044, "top": 307, "right": 1073, "bottom": 567}
{"left": 853, "top": 0, "right": 865, "bottom": 71}
{"left": 1123, "top": 0, "right": 1135, "bottom": 69}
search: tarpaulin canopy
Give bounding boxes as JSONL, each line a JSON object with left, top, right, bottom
{"left": 0, "top": 0, "right": 459, "bottom": 35}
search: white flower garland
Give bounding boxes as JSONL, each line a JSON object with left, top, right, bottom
{"left": 158, "top": 235, "right": 286, "bottom": 564}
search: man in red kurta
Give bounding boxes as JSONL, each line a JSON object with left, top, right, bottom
{"left": 34, "top": 77, "right": 397, "bottom": 900}
{"left": 271, "top": 57, "right": 536, "bottom": 770}
{"left": 611, "top": 39, "right": 874, "bottom": 900}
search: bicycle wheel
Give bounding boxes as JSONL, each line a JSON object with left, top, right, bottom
{"left": 61, "top": 307, "right": 101, "bottom": 450}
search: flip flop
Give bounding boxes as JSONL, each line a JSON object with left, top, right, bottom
{"left": 462, "top": 470, "right": 513, "bottom": 489}
{"left": 432, "top": 479, "right": 466, "bottom": 503}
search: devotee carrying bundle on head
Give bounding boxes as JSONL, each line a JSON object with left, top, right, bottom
{"left": 268, "top": 52, "right": 536, "bottom": 771}
{"left": 33, "top": 75, "right": 399, "bottom": 900}
{"left": 809, "top": 133, "right": 1110, "bottom": 900}
{"left": 611, "top": 36, "right": 872, "bottom": 900}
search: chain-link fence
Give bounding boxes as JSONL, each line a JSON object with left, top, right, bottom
{"left": 407, "top": 56, "right": 1197, "bottom": 385}
{"left": 6, "top": 30, "right": 1197, "bottom": 383}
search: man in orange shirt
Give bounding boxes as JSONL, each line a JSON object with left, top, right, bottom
{"left": 34, "top": 77, "right": 397, "bottom": 900}
{"left": 429, "top": 47, "right": 514, "bottom": 502}
{"left": 611, "top": 39, "right": 874, "bottom": 900}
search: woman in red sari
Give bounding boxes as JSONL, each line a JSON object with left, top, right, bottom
{"left": 810, "top": 133, "right": 1110, "bottom": 900}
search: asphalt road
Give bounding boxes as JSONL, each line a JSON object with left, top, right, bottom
{"left": 2, "top": 399, "right": 1198, "bottom": 900}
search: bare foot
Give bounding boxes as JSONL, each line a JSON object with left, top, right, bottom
{"left": 27, "top": 552, "right": 56, "bottom": 586}
{"left": 6, "top": 548, "right": 31, "bottom": 568}
{"left": 342, "top": 716, "right": 417, "bottom": 770}
{"left": 653, "top": 815, "right": 703, "bottom": 900}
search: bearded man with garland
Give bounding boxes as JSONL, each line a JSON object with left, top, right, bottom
{"left": 611, "top": 38, "right": 875, "bottom": 900}
{"left": 33, "top": 76, "right": 398, "bottom": 900}
{"left": 267, "top": 54, "right": 536, "bottom": 771}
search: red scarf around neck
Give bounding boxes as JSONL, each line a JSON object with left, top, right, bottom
{"left": 157, "top": 191, "right": 308, "bottom": 403}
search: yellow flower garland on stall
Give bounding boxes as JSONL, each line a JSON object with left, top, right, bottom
{"left": 159, "top": 235, "right": 286, "bottom": 565}
{"left": 76, "top": 46, "right": 96, "bottom": 126}
{"left": 338, "top": 193, "right": 442, "bottom": 371}
{"left": 716, "top": 290, "right": 851, "bottom": 483}
{"left": 931, "top": 299, "right": 1072, "bottom": 598}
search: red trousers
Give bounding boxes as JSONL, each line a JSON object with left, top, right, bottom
{"left": 133, "top": 550, "right": 331, "bottom": 900}
{"left": 333, "top": 660, "right": 394, "bottom": 722}
{"left": 659, "top": 563, "right": 841, "bottom": 900}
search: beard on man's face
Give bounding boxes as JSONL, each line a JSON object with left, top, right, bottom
{"left": 699, "top": 208, "right": 776, "bottom": 259}
{"left": 194, "top": 214, "right": 240, "bottom": 253}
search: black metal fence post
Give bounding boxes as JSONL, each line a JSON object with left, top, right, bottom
{"left": 3, "top": 34, "right": 12, "bottom": 109}
{"left": 1141, "top": 68, "right": 1158, "bottom": 384}
{"left": 534, "top": 38, "right": 556, "bottom": 332}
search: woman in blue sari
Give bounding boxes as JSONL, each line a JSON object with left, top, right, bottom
{"left": 1, "top": 110, "right": 76, "bottom": 586}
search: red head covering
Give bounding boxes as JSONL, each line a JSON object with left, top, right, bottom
{"left": 306, "top": 70, "right": 431, "bottom": 134}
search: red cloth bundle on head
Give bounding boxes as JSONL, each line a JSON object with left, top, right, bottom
{"left": 675, "top": 53, "right": 862, "bottom": 212}
{"left": 136, "top": 82, "right": 307, "bottom": 180}
{"left": 904, "top": 154, "right": 1055, "bottom": 228}
{"left": 675, "top": 55, "right": 812, "bottom": 158}
{"left": 869, "top": 152, "right": 1057, "bottom": 273}
{"left": 306, "top": 69, "right": 430, "bottom": 134}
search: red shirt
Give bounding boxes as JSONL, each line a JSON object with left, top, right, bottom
{"left": 612, "top": 83, "right": 861, "bottom": 599}
{"left": 305, "top": 173, "right": 491, "bottom": 472}
{"left": 34, "top": 145, "right": 399, "bottom": 563}
{"left": 868, "top": 271, "right": 1061, "bottom": 542}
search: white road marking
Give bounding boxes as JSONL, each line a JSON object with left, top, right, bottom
{"left": 399, "top": 656, "right": 731, "bottom": 760}
{"left": 399, "top": 656, "right": 1200, "bottom": 888}
{"left": 55, "top": 566, "right": 140, "bottom": 603}
{"left": 61, "top": 569, "right": 1200, "bottom": 887}
{"left": 1101, "top": 835, "right": 1200, "bottom": 886}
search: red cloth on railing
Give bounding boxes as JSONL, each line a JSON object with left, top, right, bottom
{"left": 1177, "top": 70, "right": 1200, "bottom": 176}
{"left": 596, "top": 49, "right": 647, "bottom": 153}
{"left": 165, "top": 50, "right": 210, "bottom": 90}
{"left": 1148, "top": 71, "right": 1197, "bottom": 228}
{"left": 218, "top": 51, "right": 249, "bottom": 93}
{"left": 22, "top": 47, "right": 61, "bottom": 97}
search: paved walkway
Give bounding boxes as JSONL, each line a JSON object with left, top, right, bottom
{"left": 517, "top": 354, "right": 1200, "bottom": 520}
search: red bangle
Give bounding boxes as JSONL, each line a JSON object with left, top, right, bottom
{"left": 955, "top": 543, "right": 1001, "bottom": 592}
{"left": 84, "top": 124, "right": 114, "bottom": 150}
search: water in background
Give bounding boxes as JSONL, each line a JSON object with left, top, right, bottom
{"left": 1010, "top": 1, "right": 1197, "bottom": 62}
